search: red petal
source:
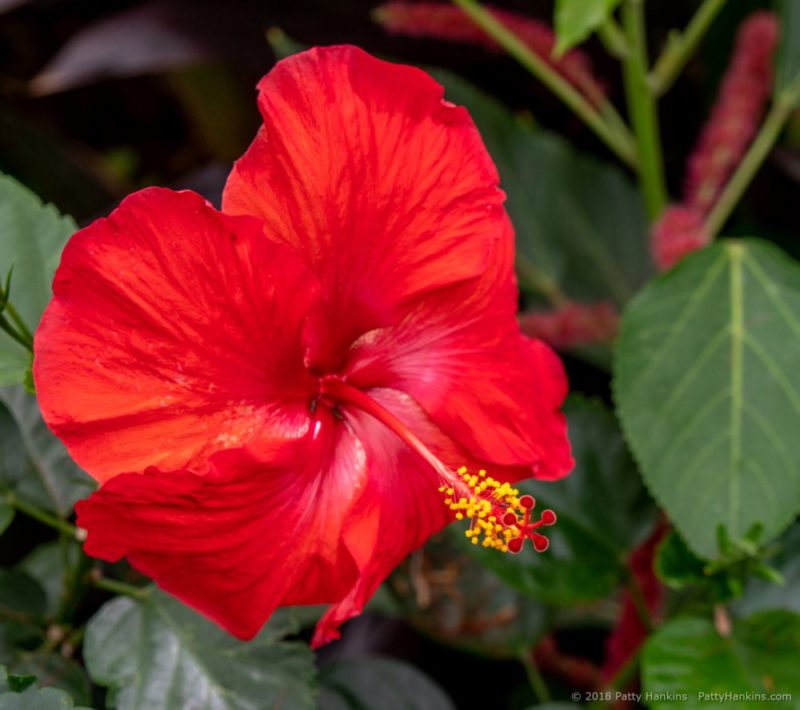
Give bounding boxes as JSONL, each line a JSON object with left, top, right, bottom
{"left": 310, "top": 388, "right": 530, "bottom": 646}
{"left": 78, "top": 385, "right": 532, "bottom": 645}
{"left": 309, "top": 390, "right": 449, "bottom": 646}
{"left": 342, "top": 223, "right": 572, "bottom": 479}
{"left": 77, "top": 422, "right": 365, "bottom": 640}
{"left": 223, "top": 45, "right": 507, "bottom": 371}
{"left": 356, "top": 329, "right": 571, "bottom": 478}
{"left": 34, "top": 188, "right": 316, "bottom": 482}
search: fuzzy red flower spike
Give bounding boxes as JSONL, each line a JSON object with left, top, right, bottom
{"left": 34, "top": 46, "right": 573, "bottom": 647}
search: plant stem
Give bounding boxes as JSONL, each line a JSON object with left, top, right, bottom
{"left": 518, "top": 651, "right": 551, "bottom": 703}
{"left": 0, "top": 315, "right": 33, "bottom": 352}
{"left": 91, "top": 576, "right": 151, "bottom": 600}
{"left": 623, "top": 565, "right": 654, "bottom": 632}
{"left": 56, "top": 543, "right": 90, "bottom": 624}
{"left": 601, "top": 101, "right": 638, "bottom": 150}
{"left": 598, "top": 16, "right": 630, "bottom": 60}
{"left": 621, "top": 0, "right": 668, "bottom": 219}
{"left": 4, "top": 302, "right": 33, "bottom": 346}
{"left": 705, "top": 75, "right": 800, "bottom": 237}
{"left": 605, "top": 647, "right": 641, "bottom": 692}
{"left": 0, "top": 490, "right": 83, "bottom": 539}
{"left": 649, "top": 0, "right": 728, "bottom": 97}
{"left": 65, "top": 625, "right": 86, "bottom": 650}
{"left": 450, "top": 0, "right": 638, "bottom": 168}
{"left": 516, "top": 255, "right": 569, "bottom": 307}
{"left": 1, "top": 491, "right": 150, "bottom": 603}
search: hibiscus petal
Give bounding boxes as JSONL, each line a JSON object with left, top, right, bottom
{"left": 222, "top": 45, "right": 507, "bottom": 370}
{"left": 34, "top": 188, "right": 317, "bottom": 482}
{"left": 348, "top": 321, "right": 571, "bottom": 479}
{"left": 309, "top": 388, "right": 530, "bottom": 646}
{"left": 343, "top": 221, "right": 573, "bottom": 480}
{"left": 78, "top": 383, "right": 532, "bottom": 646}
{"left": 76, "top": 422, "right": 365, "bottom": 640}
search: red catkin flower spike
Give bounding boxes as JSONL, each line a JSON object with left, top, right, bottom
{"left": 374, "top": 1, "right": 606, "bottom": 106}
{"left": 519, "top": 301, "right": 619, "bottom": 349}
{"left": 650, "top": 204, "right": 710, "bottom": 271}
{"left": 684, "top": 11, "right": 780, "bottom": 214}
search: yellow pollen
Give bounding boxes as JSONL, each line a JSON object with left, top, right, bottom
{"left": 442, "top": 466, "right": 523, "bottom": 553}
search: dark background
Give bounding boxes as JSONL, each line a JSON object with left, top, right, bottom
{"left": 1, "top": 0, "right": 792, "bottom": 237}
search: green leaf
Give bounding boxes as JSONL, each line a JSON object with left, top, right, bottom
{"left": 0, "top": 686, "right": 90, "bottom": 709}
{"left": 0, "top": 173, "right": 75, "bottom": 326}
{"left": 0, "top": 570, "right": 47, "bottom": 621}
{"left": 7, "top": 674, "right": 36, "bottom": 693}
{"left": 614, "top": 240, "right": 800, "bottom": 558}
{"left": 0, "top": 351, "right": 30, "bottom": 387}
{"left": 6, "top": 656, "right": 91, "bottom": 708}
{"left": 656, "top": 531, "right": 708, "bottom": 589}
{"left": 0, "top": 500, "right": 13, "bottom": 535}
{"left": 0, "top": 570, "right": 48, "bottom": 664}
{"left": 319, "top": 657, "right": 454, "bottom": 710}
{"left": 84, "top": 589, "right": 317, "bottom": 710}
{"left": 554, "top": 0, "right": 621, "bottom": 55}
{"left": 0, "top": 665, "right": 92, "bottom": 709}
{"left": 735, "top": 522, "right": 800, "bottom": 615}
{"left": 462, "top": 398, "right": 657, "bottom": 605}
{"left": 391, "top": 530, "right": 549, "bottom": 657}
{"left": 433, "top": 71, "right": 651, "bottom": 306}
{"left": 776, "top": 0, "right": 800, "bottom": 100}
{"left": 656, "top": 530, "right": 757, "bottom": 604}
{"left": 0, "top": 388, "right": 95, "bottom": 517}
{"left": 18, "top": 541, "right": 81, "bottom": 618}
{"left": 642, "top": 610, "right": 800, "bottom": 707}
{"left": 0, "top": 173, "right": 76, "bottom": 379}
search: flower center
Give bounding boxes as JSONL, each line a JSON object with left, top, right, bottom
{"left": 318, "top": 376, "right": 557, "bottom": 554}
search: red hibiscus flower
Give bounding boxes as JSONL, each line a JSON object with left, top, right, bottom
{"left": 33, "top": 46, "right": 573, "bottom": 647}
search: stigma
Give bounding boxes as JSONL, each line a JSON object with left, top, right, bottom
{"left": 440, "top": 467, "right": 557, "bottom": 554}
